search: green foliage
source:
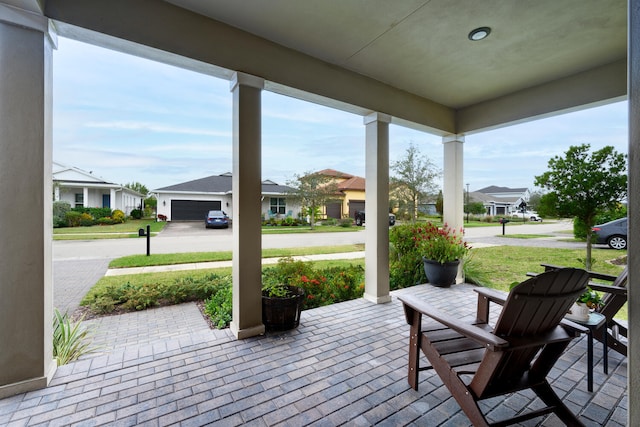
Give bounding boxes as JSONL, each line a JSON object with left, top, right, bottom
{"left": 65, "top": 211, "right": 83, "bottom": 227}
{"left": 53, "top": 308, "right": 96, "bottom": 366}
{"left": 204, "top": 282, "right": 232, "bottom": 329}
{"left": 73, "top": 207, "right": 112, "bottom": 220}
{"left": 573, "top": 217, "right": 589, "bottom": 239}
{"left": 339, "top": 218, "right": 353, "bottom": 228}
{"left": 130, "top": 209, "right": 143, "bottom": 219}
{"left": 53, "top": 201, "right": 71, "bottom": 228}
{"left": 390, "top": 143, "right": 441, "bottom": 221}
{"left": 97, "top": 217, "right": 115, "bottom": 225}
{"left": 124, "top": 181, "right": 149, "bottom": 196}
{"left": 262, "top": 257, "right": 364, "bottom": 309}
{"left": 389, "top": 223, "right": 428, "bottom": 288}
{"left": 85, "top": 273, "right": 229, "bottom": 314}
{"left": 537, "top": 192, "right": 559, "bottom": 218}
{"left": 578, "top": 286, "right": 603, "bottom": 309}
{"left": 287, "top": 171, "right": 340, "bottom": 229}
{"left": 112, "top": 210, "right": 126, "bottom": 223}
{"left": 79, "top": 212, "right": 95, "bottom": 227}
{"left": 389, "top": 222, "right": 469, "bottom": 289}
{"left": 535, "top": 144, "right": 627, "bottom": 269}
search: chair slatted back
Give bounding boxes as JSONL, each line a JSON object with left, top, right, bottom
{"left": 470, "top": 268, "right": 588, "bottom": 396}
{"left": 599, "top": 266, "right": 628, "bottom": 321}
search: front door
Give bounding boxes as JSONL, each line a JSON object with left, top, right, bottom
{"left": 102, "top": 194, "right": 111, "bottom": 208}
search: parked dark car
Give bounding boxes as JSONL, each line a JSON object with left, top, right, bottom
{"left": 205, "top": 210, "right": 229, "bottom": 229}
{"left": 354, "top": 210, "right": 396, "bottom": 226}
{"left": 592, "top": 217, "right": 627, "bottom": 250}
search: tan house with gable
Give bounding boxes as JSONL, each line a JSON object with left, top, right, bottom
{"left": 316, "top": 169, "right": 366, "bottom": 219}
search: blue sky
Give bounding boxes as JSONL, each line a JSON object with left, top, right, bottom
{"left": 53, "top": 37, "right": 628, "bottom": 193}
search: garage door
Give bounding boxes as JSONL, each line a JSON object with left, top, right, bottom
{"left": 349, "top": 200, "right": 365, "bottom": 218}
{"left": 171, "top": 200, "right": 222, "bottom": 221}
{"left": 326, "top": 202, "right": 341, "bottom": 219}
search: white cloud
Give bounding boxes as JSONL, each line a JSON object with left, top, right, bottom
{"left": 53, "top": 37, "right": 629, "bottom": 193}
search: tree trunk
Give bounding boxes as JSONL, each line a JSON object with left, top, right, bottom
{"left": 585, "top": 229, "right": 593, "bottom": 271}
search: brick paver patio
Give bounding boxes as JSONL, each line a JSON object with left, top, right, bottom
{"left": 0, "top": 284, "right": 627, "bottom": 426}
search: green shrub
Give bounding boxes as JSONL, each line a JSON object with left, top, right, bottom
{"left": 52, "top": 308, "right": 96, "bottom": 365}
{"left": 79, "top": 212, "right": 95, "bottom": 227}
{"left": 339, "top": 218, "right": 353, "bottom": 228}
{"left": 130, "top": 209, "right": 143, "bottom": 219}
{"left": 72, "top": 207, "right": 112, "bottom": 220}
{"left": 53, "top": 201, "right": 71, "bottom": 228}
{"left": 97, "top": 217, "right": 115, "bottom": 225}
{"left": 262, "top": 257, "right": 364, "bottom": 309}
{"left": 112, "top": 209, "right": 125, "bottom": 223}
{"left": 65, "top": 211, "right": 83, "bottom": 227}
{"left": 389, "top": 223, "right": 428, "bottom": 289}
{"left": 204, "top": 282, "right": 233, "bottom": 329}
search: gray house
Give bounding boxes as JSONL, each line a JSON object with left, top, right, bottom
{"left": 474, "top": 185, "right": 530, "bottom": 216}
{"left": 154, "top": 173, "right": 298, "bottom": 221}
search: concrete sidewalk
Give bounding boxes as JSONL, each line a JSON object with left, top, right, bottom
{"left": 104, "top": 251, "right": 367, "bottom": 276}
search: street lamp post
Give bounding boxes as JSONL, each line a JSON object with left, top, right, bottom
{"left": 466, "top": 183, "right": 470, "bottom": 223}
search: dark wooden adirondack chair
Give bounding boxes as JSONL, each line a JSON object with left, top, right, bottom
{"left": 399, "top": 268, "right": 589, "bottom": 426}
{"left": 540, "top": 264, "right": 628, "bottom": 357}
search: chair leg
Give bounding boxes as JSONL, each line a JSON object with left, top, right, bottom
{"left": 405, "top": 306, "right": 421, "bottom": 390}
{"left": 533, "top": 381, "right": 585, "bottom": 427}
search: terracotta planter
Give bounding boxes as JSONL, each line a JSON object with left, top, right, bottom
{"left": 262, "top": 286, "right": 305, "bottom": 331}
{"left": 422, "top": 258, "right": 460, "bottom": 288}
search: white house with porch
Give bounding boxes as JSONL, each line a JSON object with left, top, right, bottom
{"left": 52, "top": 162, "right": 144, "bottom": 215}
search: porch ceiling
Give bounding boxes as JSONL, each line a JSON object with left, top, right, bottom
{"left": 43, "top": 0, "right": 627, "bottom": 134}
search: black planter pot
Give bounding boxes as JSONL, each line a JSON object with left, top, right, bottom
{"left": 422, "top": 258, "right": 460, "bottom": 288}
{"left": 262, "top": 286, "right": 305, "bottom": 331}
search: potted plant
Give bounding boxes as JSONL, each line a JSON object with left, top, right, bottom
{"left": 261, "top": 282, "right": 305, "bottom": 331}
{"left": 414, "top": 222, "right": 470, "bottom": 287}
{"left": 566, "top": 286, "right": 603, "bottom": 322}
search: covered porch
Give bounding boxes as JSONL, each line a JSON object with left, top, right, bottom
{"left": 0, "top": 283, "right": 627, "bottom": 425}
{"left": 0, "top": 0, "right": 638, "bottom": 424}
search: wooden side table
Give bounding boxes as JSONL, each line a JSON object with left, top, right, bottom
{"left": 571, "top": 312, "right": 608, "bottom": 392}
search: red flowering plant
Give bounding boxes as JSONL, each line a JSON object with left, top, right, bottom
{"left": 415, "top": 222, "right": 470, "bottom": 264}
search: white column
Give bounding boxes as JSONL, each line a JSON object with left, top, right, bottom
{"left": 0, "top": 3, "right": 57, "bottom": 398}
{"left": 363, "top": 113, "right": 392, "bottom": 303}
{"left": 442, "top": 135, "right": 465, "bottom": 284}
{"left": 628, "top": 1, "right": 639, "bottom": 424}
{"left": 110, "top": 188, "right": 116, "bottom": 209}
{"left": 54, "top": 186, "right": 60, "bottom": 201}
{"left": 83, "top": 187, "right": 89, "bottom": 208}
{"left": 229, "top": 72, "right": 265, "bottom": 339}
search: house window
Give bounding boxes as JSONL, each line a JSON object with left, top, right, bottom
{"left": 74, "top": 193, "right": 84, "bottom": 208}
{"left": 270, "top": 198, "right": 286, "bottom": 215}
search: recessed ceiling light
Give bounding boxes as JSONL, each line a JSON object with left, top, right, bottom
{"left": 468, "top": 27, "right": 491, "bottom": 41}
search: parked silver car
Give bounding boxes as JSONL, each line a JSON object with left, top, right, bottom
{"left": 592, "top": 217, "right": 627, "bottom": 250}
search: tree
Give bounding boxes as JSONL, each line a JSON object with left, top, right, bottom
{"left": 435, "top": 190, "right": 443, "bottom": 218}
{"left": 391, "top": 143, "right": 441, "bottom": 221}
{"left": 528, "top": 191, "right": 543, "bottom": 212}
{"left": 534, "top": 144, "right": 627, "bottom": 270}
{"left": 124, "top": 182, "right": 149, "bottom": 196}
{"left": 287, "top": 172, "right": 340, "bottom": 229}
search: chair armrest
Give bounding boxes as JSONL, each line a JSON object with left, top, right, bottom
{"left": 475, "top": 287, "right": 508, "bottom": 305}
{"left": 540, "top": 263, "right": 619, "bottom": 282}
{"left": 560, "top": 318, "right": 589, "bottom": 336}
{"left": 399, "top": 295, "right": 509, "bottom": 350}
{"left": 587, "top": 282, "right": 627, "bottom": 296}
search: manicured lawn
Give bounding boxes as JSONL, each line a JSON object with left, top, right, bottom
{"left": 109, "top": 244, "right": 365, "bottom": 268}
{"left": 54, "top": 219, "right": 166, "bottom": 240}
{"left": 85, "top": 245, "right": 627, "bottom": 320}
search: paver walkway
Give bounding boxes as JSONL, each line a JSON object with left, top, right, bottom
{"left": 0, "top": 282, "right": 627, "bottom": 426}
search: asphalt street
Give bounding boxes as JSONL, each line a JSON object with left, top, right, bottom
{"left": 52, "top": 219, "right": 585, "bottom": 261}
{"left": 51, "top": 219, "right": 594, "bottom": 314}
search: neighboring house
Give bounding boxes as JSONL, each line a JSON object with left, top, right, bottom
{"left": 473, "top": 186, "right": 530, "bottom": 216}
{"left": 153, "top": 173, "right": 298, "bottom": 221}
{"left": 315, "top": 169, "right": 366, "bottom": 219}
{"left": 52, "top": 162, "right": 144, "bottom": 215}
